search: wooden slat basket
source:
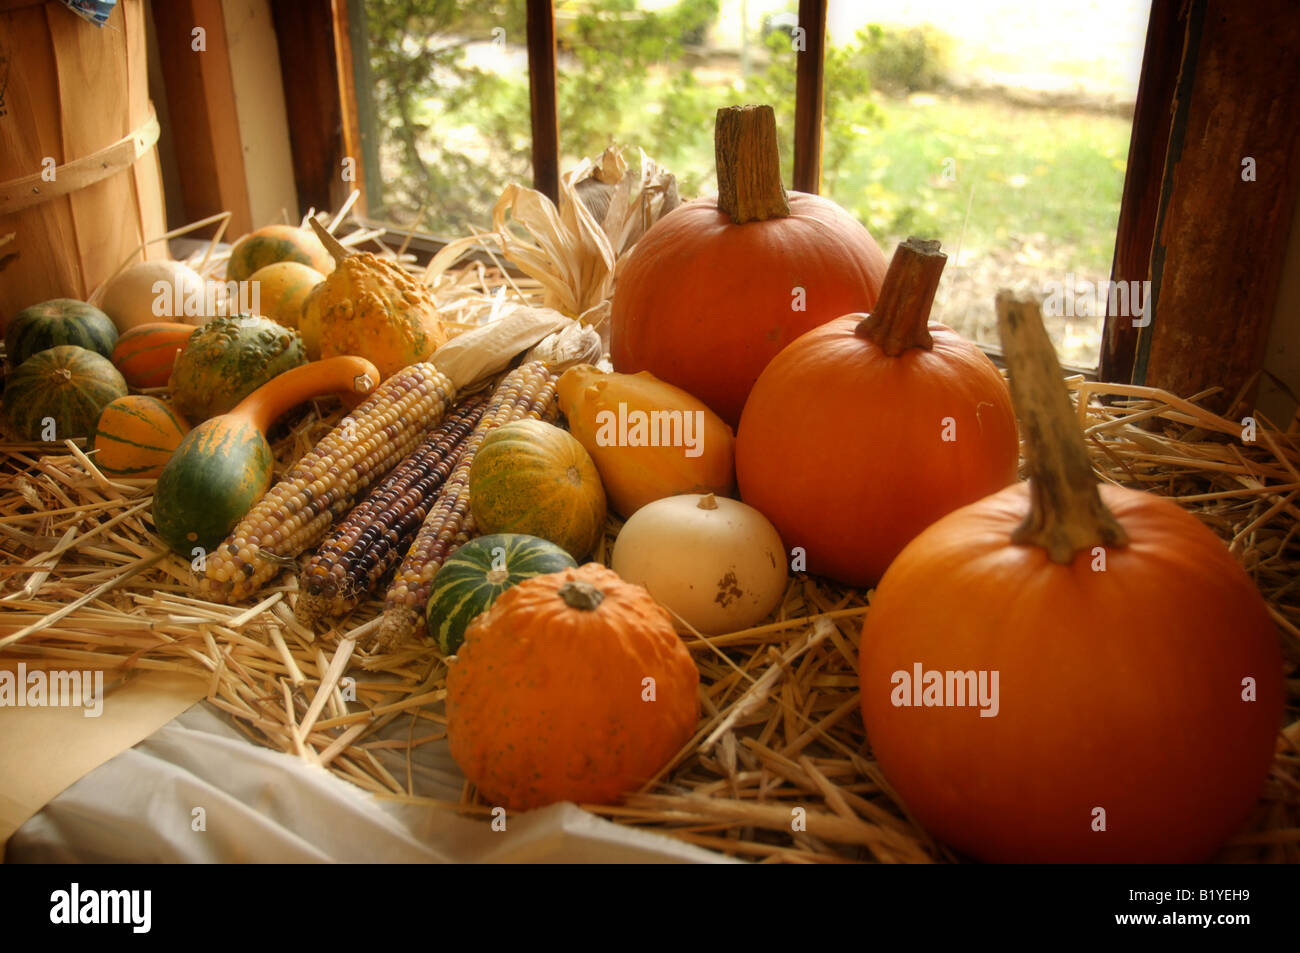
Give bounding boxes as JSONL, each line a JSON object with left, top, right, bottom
{"left": 0, "top": 0, "right": 166, "bottom": 321}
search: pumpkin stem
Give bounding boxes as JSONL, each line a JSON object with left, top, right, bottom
{"left": 559, "top": 580, "right": 605, "bottom": 611}
{"left": 308, "top": 217, "right": 352, "bottom": 265}
{"left": 697, "top": 493, "right": 719, "bottom": 510}
{"left": 715, "top": 105, "right": 791, "bottom": 224}
{"left": 854, "top": 238, "right": 945, "bottom": 355}
{"left": 996, "top": 290, "right": 1128, "bottom": 563}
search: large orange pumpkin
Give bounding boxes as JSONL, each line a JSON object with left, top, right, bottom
{"left": 858, "top": 292, "right": 1284, "bottom": 863}
{"left": 736, "top": 238, "right": 1018, "bottom": 586}
{"left": 446, "top": 563, "right": 700, "bottom": 811}
{"left": 609, "top": 105, "right": 887, "bottom": 425}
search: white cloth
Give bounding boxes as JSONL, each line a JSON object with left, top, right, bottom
{"left": 8, "top": 702, "right": 733, "bottom": 864}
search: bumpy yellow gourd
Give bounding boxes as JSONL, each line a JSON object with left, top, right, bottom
{"left": 309, "top": 220, "right": 447, "bottom": 379}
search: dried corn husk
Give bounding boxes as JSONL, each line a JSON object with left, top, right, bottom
{"left": 430, "top": 304, "right": 568, "bottom": 391}
{"left": 425, "top": 146, "right": 678, "bottom": 335}
{"left": 579, "top": 146, "right": 679, "bottom": 259}
{"left": 523, "top": 320, "right": 604, "bottom": 370}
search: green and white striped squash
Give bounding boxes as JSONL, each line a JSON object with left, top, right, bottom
{"left": 426, "top": 533, "right": 577, "bottom": 654}
{"left": 5, "top": 298, "right": 118, "bottom": 367}
{"left": 2, "top": 345, "right": 128, "bottom": 441}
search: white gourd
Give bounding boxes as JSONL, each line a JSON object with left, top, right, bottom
{"left": 611, "top": 492, "right": 788, "bottom": 634}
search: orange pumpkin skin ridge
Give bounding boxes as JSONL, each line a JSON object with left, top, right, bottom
{"left": 736, "top": 317, "right": 1018, "bottom": 586}
{"left": 447, "top": 564, "right": 701, "bottom": 811}
{"left": 610, "top": 193, "right": 887, "bottom": 426}
{"left": 858, "top": 483, "right": 1284, "bottom": 863}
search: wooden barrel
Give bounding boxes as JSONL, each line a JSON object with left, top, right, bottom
{"left": 0, "top": 0, "right": 167, "bottom": 325}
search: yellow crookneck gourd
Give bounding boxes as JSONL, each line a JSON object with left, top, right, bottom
{"left": 557, "top": 364, "right": 735, "bottom": 518}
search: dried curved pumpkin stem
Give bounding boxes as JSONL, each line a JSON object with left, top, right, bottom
{"left": 715, "top": 105, "right": 790, "bottom": 224}
{"left": 308, "top": 216, "right": 351, "bottom": 265}
{"left": 854, "top": 237, "right": 945, "bottom": 355}
{"left": 996, "top": 290, "right": 1128, "bottom": 563}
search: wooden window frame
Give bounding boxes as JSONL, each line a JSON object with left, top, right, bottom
{"left": 271, "top": 0, "right": 1297, "bottom": 397}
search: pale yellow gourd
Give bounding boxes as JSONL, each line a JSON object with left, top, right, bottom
{"left": 611, "top": 492, "right": 788, "bottom": 634}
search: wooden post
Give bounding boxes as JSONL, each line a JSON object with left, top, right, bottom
{"left": 330, "top": 0, "right": 373, "bottom": 217}
{"left": 792, "top": 0, "right": 826, "bottom": 194}
{"left": 1134, "top": 0, "right": 1300, "bottom": 409}
{"left": 271, "top": 0, "right": 344, "bottom": 217}
{"left": 1098, "top": 0, "right": 1184, "bottom": 385}
{"left": 526, "top": 0, "right": 560, "bottom": 206}
{"left": 150, "top": 0, "right": 252, "bottom": 235}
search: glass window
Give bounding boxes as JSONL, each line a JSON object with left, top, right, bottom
{"left": 822, "top": 0, "right": 1151, "bottom": 368}
{"left": 356, "top": 0, "right": 533, "bottom": 236}
{"left": 351, "top": 0, "right": 1150, "bottom": 368}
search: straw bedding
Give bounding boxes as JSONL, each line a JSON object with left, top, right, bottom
{"left": 1, "top": 198, "right": 1296, "bottom": 863}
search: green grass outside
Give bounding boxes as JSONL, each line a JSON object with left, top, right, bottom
{"left": 839, "top": 95, "right": 1131, "bottom": 271}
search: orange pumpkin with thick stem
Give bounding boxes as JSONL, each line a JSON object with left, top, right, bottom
{"left": 610, "top": 105, "right": 887, "bottom": 426}
{"left": 858, "top": 291, "right": 1285, "bottom": 863}
{"left": 736, "top": 238, "right": 1019, "bottom": 586}
{"left": 446, "top": 563, "right": 700, "bottom": 810}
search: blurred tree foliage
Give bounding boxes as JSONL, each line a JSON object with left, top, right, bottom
{"left": 362, "top": 0, "right": 947, "bottom": 236}
{"left": 364, "top": 0, "right": 719, "bottom": 233}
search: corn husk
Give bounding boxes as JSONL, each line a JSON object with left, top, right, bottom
{"left": 424, "top": 146, "right": 678, "bottom": 337}
{"left": 523, "top": 321, "right": 604, "bottom": 370}
{"left": 429, "top": 303, "right": 568, "bottom": 391}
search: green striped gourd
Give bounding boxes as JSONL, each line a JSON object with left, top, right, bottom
{"left": 5, "top": 299, "right": 118, "bottom": 367}
{"left": 2, "top": 346, "right": 128, "bottom": 441}
{"left": 426, "top": 534, "right": 577, "bottom": 654}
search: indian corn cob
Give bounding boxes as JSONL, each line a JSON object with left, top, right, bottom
{"left": 196, "top": 363, "right": 456, "bottom": 603}
{"left": 374, "top": 360, "right": 559, "bottom": 647}
{"left": 295, "top": 393, "right": 488, "bottom": 622}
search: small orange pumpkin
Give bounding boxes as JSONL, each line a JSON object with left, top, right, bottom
{"left": 858, "top": 292, "right": 1285, "bottom": 863}
{"left": 610, "top": 105, "right": 887, "bottom": 425}
{"left": 736, "top": 238, "right": 1019, "bottom": 586}
{"left": 446, "top": 563, "right": 700, "bottom": 811}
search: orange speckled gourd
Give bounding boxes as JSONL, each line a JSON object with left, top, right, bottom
{"left": 447, "top": 563, "right": 700, "bottom": 810}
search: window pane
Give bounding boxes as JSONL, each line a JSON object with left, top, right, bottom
{"left": 358, "top": 0, "right": 532, "bottom": 236}
{"left": 822, "top": 0, "right": 1151, "bottom": 368}
{"left": 357, "top": 0, "right": 796, "bottom": 234}
{"left": 554, "top": 0, "right": 786, "bottom": 201}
